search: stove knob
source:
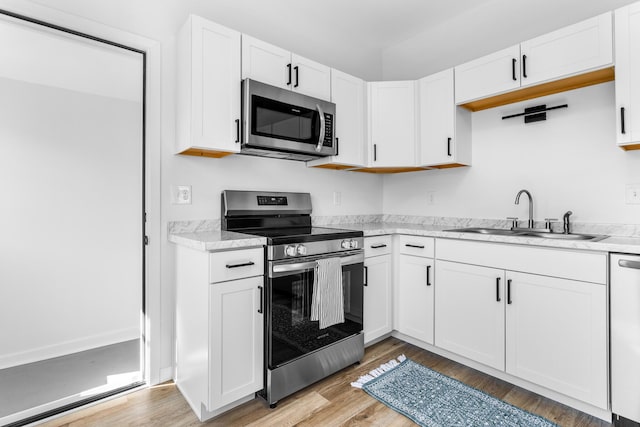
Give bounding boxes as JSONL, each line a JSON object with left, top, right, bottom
{"left": 350, "top": 239, "right": 358, "bottom": 249}
{"left": 285, "top": 245, "right": 297, "bottom": 257}
{"left": 296, "top": 244, "right": 308, "bottom": 256}
{"left": 341, "top": 240, "right": 351, "bottom": 249}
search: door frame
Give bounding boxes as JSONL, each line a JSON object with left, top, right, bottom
{"left": 0, "top": 0, "right": 162, "bottom": 423}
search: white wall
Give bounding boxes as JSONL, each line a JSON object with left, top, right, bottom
{"left": 383, "top": 82, "right": 640, "bottom": 225}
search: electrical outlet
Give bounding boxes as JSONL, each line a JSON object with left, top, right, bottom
{"left": 172, "top": 185, "right": 192, "bottom": 205}
{"left": 626, "top": 184, "right": 640, "bottom": 205}
{"left": 426, "top": 191, "right": 437, "bottom": 205}
{"left": 333, "top": 191, "right": 341, "bottom": 206}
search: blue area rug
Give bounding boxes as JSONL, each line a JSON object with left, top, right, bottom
{"left": 351, "top": 355, "right": 557, "bottom": 427}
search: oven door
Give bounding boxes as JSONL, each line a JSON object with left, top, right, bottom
{"left": 266, "top": 251, "right": 363, "bottom": 369}
{"left": 242, "top": 79, "right": 336, "bottom": 157}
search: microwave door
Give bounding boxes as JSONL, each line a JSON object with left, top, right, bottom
{"left": 251, "top": 95, "right": 319, "bottom": 148}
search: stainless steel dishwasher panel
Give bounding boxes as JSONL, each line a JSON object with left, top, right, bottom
{"left": 611, "top": 253, "right": 640, "bottom": 425}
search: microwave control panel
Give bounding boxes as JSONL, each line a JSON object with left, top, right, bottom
{"left": 323, "top": 113, "right": 334, "bottom": 147}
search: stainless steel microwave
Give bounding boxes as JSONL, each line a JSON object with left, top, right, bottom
{"left": 241, "top": 79, "right": 336, "bottom": 161}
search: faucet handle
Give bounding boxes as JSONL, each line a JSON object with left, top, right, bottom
{"left": 506, "top": 217, "right": 519, "bottom": 229}
{"left": 544, "top": 218, "right": 558, "bottom": 231}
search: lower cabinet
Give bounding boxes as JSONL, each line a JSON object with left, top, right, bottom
{"left": 175, "top": 246, "right": 264, "bottom": 421}
{"left": 434, "top": 242, "right": 608, "bottom": 410}
{"left": 434, "top": 260, "right": 505, "bottom": 370}
{"left": 363, "top": 236, "right": 393, "bottom": 344}
{"left": 505, "top": 271, "right": 607, "bottom": 408}
{"left": 397, "top": 254, "right": 435, "bottom": 344}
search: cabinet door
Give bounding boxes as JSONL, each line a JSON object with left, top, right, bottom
{"left": 177, "top": 16, "right": 241, "bottom": 154}
{"left": 368, "top": 81, "right": 416, "bottom": 167}
{"left": 505, "top": 272, "right": 607, "bottom": 409}
{"left": 209, "top": 276, "right": 264, "bottom": 410}
{"left": 454, "top": 45, "right": 521, "bottom": 104}
{"left": 520, "top": 13, "right": 612, "bottom": 88}
{"left": 418, "top": 69, "right": 455, "bottom": 166}
{"left": 364, "top": 254, "right": 392, "bottom": 344}
{"left": 397, "top": 255, "right": 434, "bottom": 344}
{"left": 241, "top": 34, "right": 291, "bottom": 90}
{"left": 435, "top": 260, "right": 505, "bottom": 370}
{"left": 615, "top": 4, "right": 640, "bottom": 147}
{"left": 291, "top": 54, "right": 331, "bottom": 101}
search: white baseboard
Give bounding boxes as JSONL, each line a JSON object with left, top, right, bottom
{"left": 0, "top": 327, "right": 140, "bottom": 369}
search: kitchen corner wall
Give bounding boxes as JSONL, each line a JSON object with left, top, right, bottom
{"left": 383, "top": 82, "right": 640, "bottom": 225}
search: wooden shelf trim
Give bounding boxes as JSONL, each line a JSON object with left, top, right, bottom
{"left": 177, "top": 148, "right": 235, "bottom": 158}
{"left": 620, "top": 143, "right": 640, "bottom": 151}
{"left": 459, "top": 67, "right": 615, "bottom": 112}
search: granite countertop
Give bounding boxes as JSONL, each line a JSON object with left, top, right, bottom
{"left": 168, "top": 219, "right": 640, "bottom": 255}
{"left": 168, "top": 230, "right": 266, "bottom": 251}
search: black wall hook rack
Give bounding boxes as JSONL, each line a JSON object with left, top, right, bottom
{"left": 502, "top": 104, "right": 568, "bottom": 123}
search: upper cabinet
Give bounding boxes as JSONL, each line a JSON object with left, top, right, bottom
{"left": 615, "top": 3, "right": 640, "bottom": 150}
{"left": 176, "top": 15, "right": 241, "bottom": 157}
{"left": 456, "top": 13, "right": 613, "bottom": 111}
{"left": 364, "top": 81, "right": 419, "bottom": 171}
{"left": 307, "top": 69, "right": 366, "bottom": 169}
{"left": 418, "top": 69, "right": 471, "bottom": 168}
{"left": 241, "top": 35, "right": 331, "bottom": 101}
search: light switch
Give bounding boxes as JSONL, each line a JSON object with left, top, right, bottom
{"left": 626, "top": 184, "right": 640, "bottom": 205}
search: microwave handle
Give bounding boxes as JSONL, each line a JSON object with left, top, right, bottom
{"left": 315, "top": 104, "right": 326, "bottom": 152}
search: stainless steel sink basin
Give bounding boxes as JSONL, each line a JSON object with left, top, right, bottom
{"left": 445, "top": 227, "right": 607, "bottom": 242}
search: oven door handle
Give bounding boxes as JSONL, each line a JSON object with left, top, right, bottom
{"left": 272, "top": 261, "right": 318, "bottom": 274}
{"left": 315, "top": 104, "right": 326, "bottom": 152}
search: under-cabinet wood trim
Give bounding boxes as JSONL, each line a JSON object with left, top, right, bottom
{"left": 178, "top": 148, "right": 235, "bottom": 158}
{"left": 459, "top": 67, "right": 615, "bottom": 112}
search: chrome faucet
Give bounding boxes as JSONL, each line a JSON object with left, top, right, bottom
{"left": 514, "top": 189, "right": 534, "bottom": 229}
{"left": 563, "top": 211, "right": 573, "bottom": 234}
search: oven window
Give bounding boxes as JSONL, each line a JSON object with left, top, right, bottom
{"left": 252, "top": 95, "right": 318, "bottom": 144}
{"left": 268, "top": 262, "right": 363, "bottom": 368}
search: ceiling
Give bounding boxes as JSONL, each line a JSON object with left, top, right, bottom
{"left": 27, "top": 0, "right": 640, "bottom": 80}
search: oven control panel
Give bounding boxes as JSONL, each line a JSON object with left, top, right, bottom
{"left": 271, "top": 237, "right": 364, "bottom": 260}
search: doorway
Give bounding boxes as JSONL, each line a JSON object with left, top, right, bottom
{"left": 0, "top": 10, "right": 145, "bottom": 426}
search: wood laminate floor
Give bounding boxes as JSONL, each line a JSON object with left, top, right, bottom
{"left": 40, "top": 338, "right": 611, "bottom": 427}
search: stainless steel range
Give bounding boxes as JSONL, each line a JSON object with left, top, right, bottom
{"left": 221, "top": 190, "right": 364, "bottom": 407}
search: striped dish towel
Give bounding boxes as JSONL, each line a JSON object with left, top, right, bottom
{"left": 311, "top": 257, "right": 344, "bottom": 329}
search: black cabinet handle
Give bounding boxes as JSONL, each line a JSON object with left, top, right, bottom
{"left": 496, "top": 277, "right": 501, "bottom": 302}
{"left": 235, "top": 119, "right": 240, "bottom": 143}
{"left": 512, "top": 58, "right": 517, "bottom": 81}
{"left": 364, "top": 266, "right": 368, "bottom": 286}
{"left": 286, "top": 63, "right": 292, "bottom": 86}
{"left": 621, "top": 107, "right": 626, "bottom": 134}
{"left": 370, "top": 243, "right": 387, "bottom": 249}
{"left": 294, "top": 66, "right": 299, "bottom": 88}
{"left": 373, "top": 144, "right": 377, "bottom": 161}
{"left": 226, "top": 261, "right": 255, "bottom": 269}
{"left": 405, "top": 244, "right": 425, "bottom": 249}
{"left": 426, "top": 265, "right": 431, "bottom": 286}
{"left": 507, "top": 279, "right": 512, "bottom": 304}
{"left": 522, "top": 55, "right": 527, "bottom": 78}
{"left": 258, "top": 286, "right": 263, "bottom": 313}
{"left": 447, "top": 137, "right": 452, "bottom": 157}
{"left": 336, "top": 137, "right": 339, "bottom": 156}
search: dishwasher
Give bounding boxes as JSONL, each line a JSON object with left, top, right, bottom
{"left": 611, "top": 253, "right": 640, "bottom": 427}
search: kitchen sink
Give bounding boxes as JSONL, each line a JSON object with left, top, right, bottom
{"left": 445, "top": 227, "right": 607, "bottom": 242}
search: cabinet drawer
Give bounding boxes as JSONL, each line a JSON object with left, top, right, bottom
{"left": 364, "top": 235, "right": 392, "bottom": 257}
{"left": 398, "top": 235, "right": 434, "bottom": 258}
{"left": 209, "top": 247, "right": 264, "bottom": 283}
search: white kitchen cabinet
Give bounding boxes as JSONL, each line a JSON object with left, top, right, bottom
{"left": 505, "top": 271, "right": 607, "bottom": 409}
{"left": 176, "top": 15, "right": 241, "bottom": 157}
{"left": 434, "top": 260, "right": 505, "bottom": 370}
{"left": 363, "top": 236, "right": 392, "bottom": 344}
{"left": 455, "top": 13, "right": 613, "bottom": 108}
{"left": 417, "top": 69, "right": 471, "bottom": 168}
{"left": 434, "top": 238, "right": 608, "bottom": 411}
{"left": 175, "top": 245, "right": 264, "bottom": 421}
{"left": 455, "top": 45, "right": 521, "bottom": 105}
{"left": 308, "top": 69, "right": 366, "bottom": 169}
{"left": 367, "top": 81, "right": 417, "bottom": 168}
{"left": 242, "top": 35, "right": 331, "bottom": 101}
{"left": 397, "top": 253, "right": 434, "bottom": 344}
{"left": 615, "top": 3, "right": 640, "bottom": 150}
